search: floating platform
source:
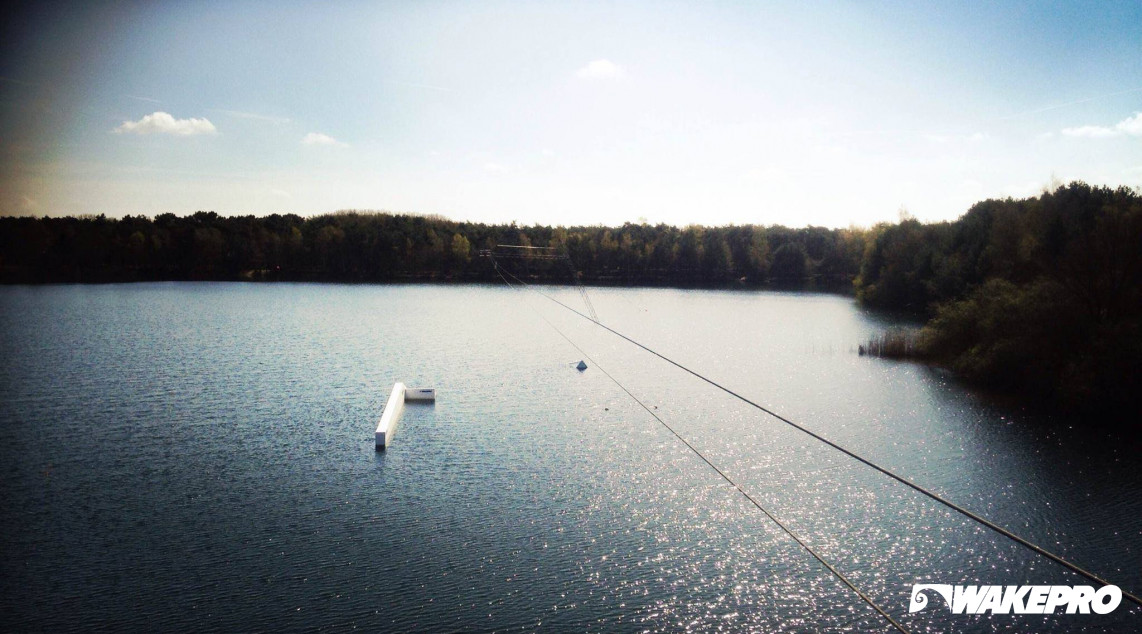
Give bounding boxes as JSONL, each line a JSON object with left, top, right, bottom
{"left": 404, "top": 387, "right": 435, "bottom": 401}
{"left": 376, "top": 384, "right": 435, "bottom": 449}
{"left": 376, "top": 382, "right": 406, "bottom": 449}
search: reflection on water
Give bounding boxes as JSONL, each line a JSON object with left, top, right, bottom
{"left": 0, "top": 283, "right": 1138, "bottom": 632}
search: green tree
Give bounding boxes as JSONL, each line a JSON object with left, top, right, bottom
{"left": 770, "top": 242, "right": 807, "bottom": 285}
{"left": 450, "top": 233, "right": 471, "bottom": 266}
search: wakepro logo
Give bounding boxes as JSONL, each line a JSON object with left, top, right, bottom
{"left": 909, "top": 584, "right": 1122, "bottom": 615}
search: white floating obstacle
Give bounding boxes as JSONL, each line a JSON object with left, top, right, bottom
{"left": 376, "top": 384, "right": 436, "bottom": 449}
{"left": 376, "top": 382, "right": 406, "bottom": 449}
{"left": 404, "top": 387, "right": 435, "bottom": 401}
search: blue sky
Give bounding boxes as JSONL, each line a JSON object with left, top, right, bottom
{"left": 1, "top": 0, "right": 1139, "bottom": 227}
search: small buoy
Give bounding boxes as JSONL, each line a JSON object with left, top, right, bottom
{"left": 576, "top": 360, "right": 587, "bottom": 371}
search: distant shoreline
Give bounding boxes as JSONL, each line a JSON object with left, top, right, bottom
{"left": 3, "top": 182, "right": 1139, "bottom": 423}
{"left": 0, "top": 269, "right": 858, "bottom": 293}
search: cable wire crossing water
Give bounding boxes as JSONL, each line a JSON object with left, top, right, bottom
{"left": 494, "top": 262, "right": 1141, "bottom": 613}
{"left": 495, "top": 263, "right": 912, "bottom": 633}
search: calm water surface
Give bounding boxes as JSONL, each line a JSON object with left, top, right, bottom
{"left": 1, "top": 283, "right": 1138, "bottom": 633}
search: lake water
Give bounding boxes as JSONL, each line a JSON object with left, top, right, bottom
{"left": 1, "top": 283, "right": 1138, "bottom": 633}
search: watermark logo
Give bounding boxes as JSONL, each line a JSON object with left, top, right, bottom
{"left": 909, "top": 584, "right": 1121, "bottom": 615}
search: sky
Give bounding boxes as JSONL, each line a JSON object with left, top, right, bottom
{"left": 1, "top": 0, "right": 1140, "bottom": 228}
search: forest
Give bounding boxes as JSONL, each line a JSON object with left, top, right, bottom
{"left": 856, "top": 182, "right": 1141, "bottom": 422}
{"left": 2, "top": 181, "right": 1139, "bottom": 420}
{"left": 0, "top": 209, "right": 862, "bottom": 288}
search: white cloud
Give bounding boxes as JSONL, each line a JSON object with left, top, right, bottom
{"left": 575, "top": 59, "right": 624, "bottom": 79}
{"left": 302, "top": 132, "right": 347, "bottom": 147}
{"left": 483, "top": 162, "right": 509, "bottom": 173}
{"left": 1118, "top": 113, "right": 1142, "bottom": 136}
{"left": 114, "top": 111, "right": 216, "bottom": 136}
{"left": 1061, "top": 125, "right": 1118, "bottom": 138}
{"left": 1062, "top": 112, "right": 1142, "bottom": 138}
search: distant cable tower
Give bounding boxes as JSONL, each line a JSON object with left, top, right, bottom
{"left": 480, "top": 244, "right": 599, "bottom": 322}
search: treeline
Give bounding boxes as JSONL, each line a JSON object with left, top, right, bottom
{"left": 0, "top": 211, "right": 866, "bottom": 288}
{"left": 2, "top": 182, "right": 1139, "bottom": 419}
{"left": 856, "top": 182, "right": 1141, "bottom": 420}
